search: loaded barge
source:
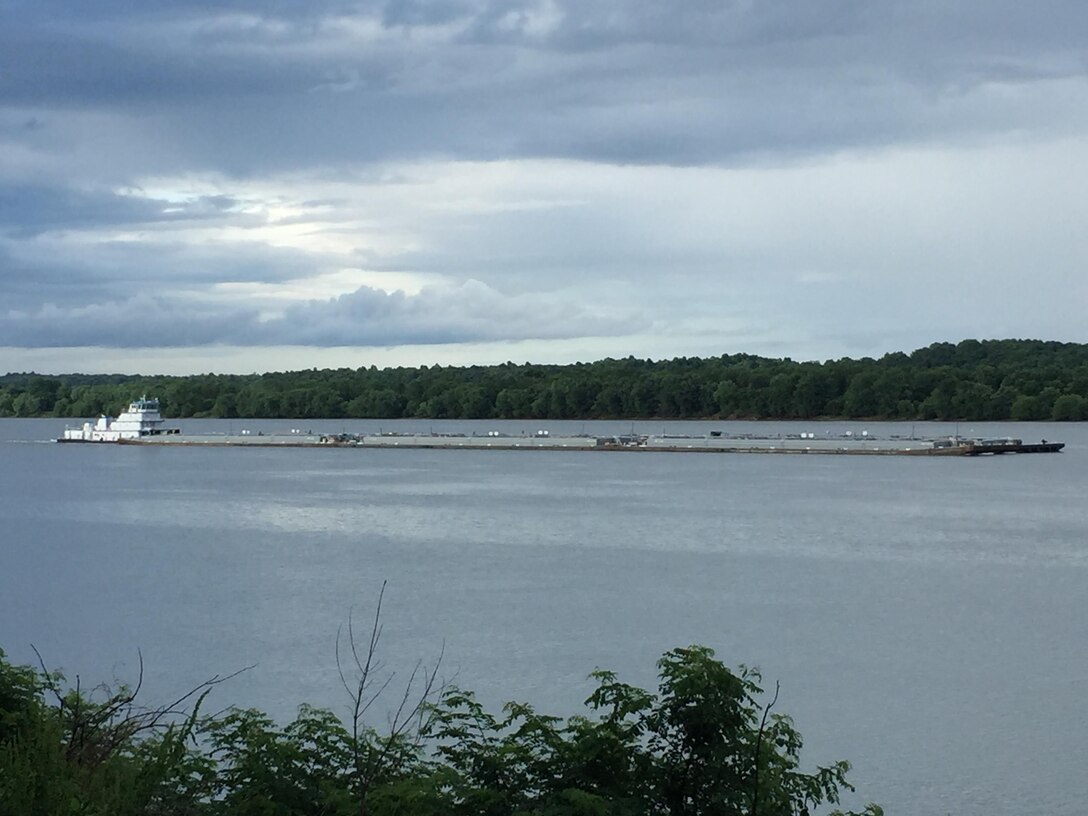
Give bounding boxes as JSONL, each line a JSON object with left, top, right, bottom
{"left": 116, "top": 432, "right": 1062, "bottom": 456}
{"left": 57, "top": 402, "right": 1064, "bottom": 456}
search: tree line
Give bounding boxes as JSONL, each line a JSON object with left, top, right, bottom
{"left": 2, "top": 339, "right": 1087, "bottom": 421}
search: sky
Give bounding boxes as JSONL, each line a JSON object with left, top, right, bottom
{"left": 2, "top": 0, "right": 1087, "bottom": 375}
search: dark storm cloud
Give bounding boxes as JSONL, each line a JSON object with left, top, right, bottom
{"left": 265, "top": 281, "right": 645, "bottom": 346}
{"left": 3, "top": 297, "right": 258, "bottom": 349}
{"left": 0, "top": 237, "right": 324, "bottom": 314}
{"left": 0, "top": 29, "right": 321, "bottom": 106}
{"left": 0, "top": 282, "right": 646, "bottom": 348}
{"left": 381, "top": 0, "right": 476, "bottom": 28}
{"left": 0, "top": 185, "right": 245, "bottom": 237}
{"left": 4, "top": 1, "right": 1086, "bottom": 170}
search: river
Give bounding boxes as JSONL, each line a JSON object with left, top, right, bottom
{"left": 2, "top": 417, "right": 1086, "bottom": 814}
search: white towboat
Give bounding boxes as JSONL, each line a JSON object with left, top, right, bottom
{"left": 60, "top": 397, "right": 180, "bottom": 442}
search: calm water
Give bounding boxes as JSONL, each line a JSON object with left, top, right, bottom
{"left": 2, "top": 418, "right": 1087, "bottom": 815}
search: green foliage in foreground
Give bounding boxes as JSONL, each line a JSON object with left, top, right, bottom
{"left": 0, "top": 645, "right": 881, "bottom": 816}
{"left": 2, "top": 338, "right": 1088, "bottom": 421}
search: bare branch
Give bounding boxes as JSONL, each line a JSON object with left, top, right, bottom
{"left": 335, "top": 582, "right": 446, "bottom": 816}
{"left": 751, "top": 679, "right": 781, "bottom": 816}
{"left": 26, "top": 645, "right": 251, "bottom": 772}
{"left": 358, "top": 673, "right": 396, "bottom": 720}
{"left": 336, "top": 622, "right": 355, "bottom": 700}
{"left": 31, "top": 644, "right": 66, "bottom": 708}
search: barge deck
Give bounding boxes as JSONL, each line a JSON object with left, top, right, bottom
{"left": 72, "top": 432, "right": 1064, "bottom": 456}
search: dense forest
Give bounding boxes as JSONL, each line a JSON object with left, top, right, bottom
{"left": 0, "top": 641, "right": 880, "bottom": 816}
{"left": 2, "top": 339, "right": 1087, "bottom": 422}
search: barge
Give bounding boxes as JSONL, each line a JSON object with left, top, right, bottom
{"left": 57, "top": 400, "right": 1064, "bottom": 456}
{"left": 86, "top": 430, "right": 1065, "bottom": 456}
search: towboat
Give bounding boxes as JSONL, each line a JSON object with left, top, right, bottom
{"left": 59, "top": 397, "right": 180, "bottom": 442}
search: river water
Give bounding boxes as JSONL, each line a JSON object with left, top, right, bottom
{"left": 2, "top": 417, "right": 1086, "bottom": 814}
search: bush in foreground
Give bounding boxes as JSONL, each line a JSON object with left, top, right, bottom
{"left": 0, "top": 645, "right": 881, "bottom": 816}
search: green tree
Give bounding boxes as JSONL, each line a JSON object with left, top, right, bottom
{"left": 2, "top": 642, "right": 882, "bottom": 816}
{"left": 714, "top": 379, "right": 743, "bottom": 418}
{"left": 6, "top": 338, "right": 1088, "bottom": 421}
{"left": 202, "top": 706, "right": 355, "bottom": 815}
{"left": 1011, "top": 394, "right": 1044, "bottom": 421}
{"left": 950, "top": 381, "right": 993, "bottom": 419}
{"left": 210, "top": 391, "right": 238, "bottom": 418}
{"left": 842, "top": 373, "right": 881, "bottom": 418}
{"left": 11, "top": 392, "right": 41, "bottom": 417}
{"left": 986, "top": 385, "right": 1020, "bottom": 421}
{"left": 1052, "top": 394, "right": 1088, "bottom": 421}
{"left": 427, "top": 646, "right": 880, "bottom": 816}
{"left": 0, "top": 648, "right": 217, "bottom": 816}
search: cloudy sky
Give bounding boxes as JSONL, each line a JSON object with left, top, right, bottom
{"left": 2, "top": 0, "right": 1087, "bottom": 374}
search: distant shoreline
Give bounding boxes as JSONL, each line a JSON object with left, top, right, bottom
{"left": 3, "top": 339, "right": 1087, "bottom": 422}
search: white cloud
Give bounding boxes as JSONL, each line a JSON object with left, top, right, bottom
{"left": 3, "top": 137, "right": 1088, "bottom": 370}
